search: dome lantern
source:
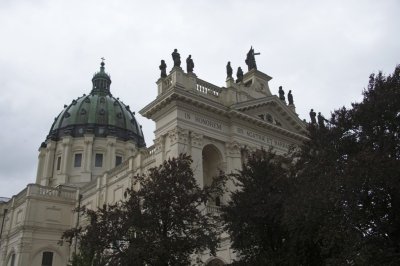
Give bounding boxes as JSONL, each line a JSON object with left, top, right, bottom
{"left": 91, "top": 58, "right": 112, "bottom": 95}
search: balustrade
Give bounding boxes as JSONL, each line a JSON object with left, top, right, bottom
{"left": 196, "top": 79, "right": 222, "bottom": 97}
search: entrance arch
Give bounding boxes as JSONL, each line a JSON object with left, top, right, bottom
{"left": 202, "top": 144, "right": 223, "bottom": 206}
{"left": 206, "top": 258, "right": 225, "bottom": 266}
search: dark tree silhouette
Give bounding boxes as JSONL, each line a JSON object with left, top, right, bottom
{"left": 62, "top": 154, "right": 227, "bottom": 266}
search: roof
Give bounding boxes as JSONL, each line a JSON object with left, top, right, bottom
{"left": 44, "top": 62, "right": 145, "bottom": 147}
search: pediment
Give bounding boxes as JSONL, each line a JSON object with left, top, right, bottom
{"left": 231, "top": 96, "right": 307, "bottom": 135}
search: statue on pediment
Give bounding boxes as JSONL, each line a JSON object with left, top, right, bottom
{"left": 288, "top": 90, "right": 294, "bottom": 105}
{"left": 172, "top": 49, "right": 181, "bottom": 67}
{"left": 186, "top": 55, "right": 194, "bottom": 73}
{"left": 309, "top": 109, "right": 317, "bottom": 124}
{"left": 245, "top": 46, "right": 259, "bottom": 71}
{"left": 278, "top": 86, "right": 286, "bottom": 102}
{"left": 159, "top": 60, "right": 167, "bottom": 78}
{"left": 236, "top": 67, "right": 243, "bottom": 83}
{"left": 318, "top": 112, "right": 327, "bottom": 128}
{"left": 226, "top": 61, "right": 233, "bottom": 78}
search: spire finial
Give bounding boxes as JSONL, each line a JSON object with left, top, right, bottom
{"left": 100, "top": 57, "right": 105, "bottom": 72}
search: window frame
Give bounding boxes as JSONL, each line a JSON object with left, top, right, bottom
{"left": 73, "top": 153, "right": 82, "bottom": 168}
{"left": 95, "top": 153, "right": 103, "bottom": 168}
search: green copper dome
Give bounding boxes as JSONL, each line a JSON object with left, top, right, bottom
{"left": 46, "top": 61, "right": 146, "bottom": 147}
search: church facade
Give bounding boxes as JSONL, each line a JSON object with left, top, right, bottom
{"left": 0, "top": 51, "right": 307, "bottom": 266}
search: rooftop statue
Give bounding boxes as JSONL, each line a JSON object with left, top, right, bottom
{"left": 288, "top": 90, "right": 294, "bottom": 105}
{"left": 309, "top": 109, "right": 317, "bottom": 124}
{"left": 172, "top": 49, "right": 181, "bottom": 67}
{"left": 236, "top": 67, "right": 243, "bottom": 83}
{"left": 186, "top": 55, "right": 194, "bottom": 73}
{"left": 226, "top": 61, "right": 233, "bottom": 79}
{"left": 159, "top": 60, "right": 167, "bottom": 78}
{"left": 318, "top": 112, "right": 327, "bottom": 128}
{"left": 245, "top": 46, "right": 260, "bottom": 71}
{"left": 278, "top": 86, "right": 286, "bottom": 102}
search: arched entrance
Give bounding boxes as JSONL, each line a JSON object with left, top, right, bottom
{"left": 202, "top": 144, "right": 223, "bottom": 206}
{"left": 206, "top": 258, "right": 225, "bottom": 266}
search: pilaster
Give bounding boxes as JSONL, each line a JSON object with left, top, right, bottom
{"left": 35, "top": 148, "right": 46, "bottom": 184}
{"left": 84, "top": 134, "right": 94, "bottom": 172}
{"left": 125, "top": 141, "right": 137, "bottom": 158}
{"left": 153, "top": 135, "right": 165, "bottom": 165}
{"left": 224, "top": 141, "right": 242, "bottom": 202}
{"left": 106, "top": 136, "right": 117, "bottom": 170}
{"left": 190, "top": 132, "right": 204, "bottom": 187}
{"left": 167, "top": 126, "right": 189, "bottom": 158}
{"left": 59, "top": 136, "right": 72, "bottom": 184}
{"left": 42, "top": 141, "right": 56, "bottom": 185}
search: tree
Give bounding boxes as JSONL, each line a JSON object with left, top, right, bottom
{"left": 338, "top": 65, "right": 400, "bottom": 264}
{"left": 223, "top": 65, "right": 400, "bottom": 265}
{"left": 222, "top": 149, "right": 293, "bottom": 265}
{"left": 286, "top": 65, "right": 400, "bottom": 265}
{"left": 62, "top": 154, "right": 226, "bottom": 266}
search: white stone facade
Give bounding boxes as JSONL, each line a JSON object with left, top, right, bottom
{"left": 0, "top": 64, "right": 307, "bottom": 266}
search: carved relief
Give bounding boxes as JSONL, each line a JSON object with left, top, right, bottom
{"left": 255, "top": 78, "right": 265, "bottom": 92}
{"left": 153, "top": 136, "right": 164, "bottom": 154}
{"left": 226, "top": 141, "right": 241, "bottom": 155}
{"left": 168, "top": 127, "right": 189, "bottom": 145}
{"left": 190, "top": 132, "right": 203, "bottom": 148}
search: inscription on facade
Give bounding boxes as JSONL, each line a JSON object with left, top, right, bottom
{"left": 236, "top": 127, "right": 290, "bottom": 149}
{"left": 184, "top": 112, "right": 222, "bottom": 131}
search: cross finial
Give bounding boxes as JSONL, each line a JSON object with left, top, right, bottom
{"left": 100, "top": 57, "right": 105, "bottom": 71}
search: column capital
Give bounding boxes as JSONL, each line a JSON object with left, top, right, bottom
{"left": 61, "top": 136, "right": 72, "bottom": 146}
{"left": 191, "top": 132, "right": 203, "bottom": 149}
{"left": 226, "top": 141, "right": 241, "bottom": 155}
{"left": 107, "top": 136, "right": 117, "bottom": 146}
{"left": 168, "top": 126, "right": 189, "bottom": 145}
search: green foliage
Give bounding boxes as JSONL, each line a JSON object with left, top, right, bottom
{"left": 222, "top": 149, "right": 292, "bottom": 265}
{"left": 223, "top": 65, "right": 400, "bottom": 265}
{"left": 62, "top": 154, "right": 226, "bottom": 266}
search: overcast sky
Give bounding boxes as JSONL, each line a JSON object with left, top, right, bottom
{"left": 0, "top": 0, "right": 399, "bottom": 197}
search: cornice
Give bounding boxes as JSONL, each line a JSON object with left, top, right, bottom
{"left": 232, "top": 96, "right": 307, "bottom": 133}
{"left": 140, "top": 87, "right": 308, "bottom": 142}
{"left": 140, "top": 87, "right": 228, "bottom": 119}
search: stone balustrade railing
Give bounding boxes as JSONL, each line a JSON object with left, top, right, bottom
{"left": 107, "top": 159, "right": 130, "bottom": 177}
{"left": 28, "top": 184, "right": 77, "bottom": 200}
{"left": 142, "top": 145, "right": 156, "bottom": 166}
{"left": 196, "top": 78, "right": 222, "bottom": 97}
{"left": 203, "top": 205, "right": 221, "bottom": 215}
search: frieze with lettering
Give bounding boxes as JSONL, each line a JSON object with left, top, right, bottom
{"left": 236, "top": 127, "right": 290, "bottom": 149}
{"left": 183, "top": 112, "right": 223, "bottom": 131}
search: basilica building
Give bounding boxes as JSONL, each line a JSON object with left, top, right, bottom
{"left": 0, "top": 50, "right": 307, "bottom": 266}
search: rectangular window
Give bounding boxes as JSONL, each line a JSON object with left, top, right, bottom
{"left": 95, "top": 153, "right": 103, "bottom": 167}
{"left": 41, "top": 251, "right": 53, "bottom": 266}
{"left": 116, "top": 156, "right": 123, "bottom": 166}
{"left": 74, "top": 153, "right": 82, "bottom": 167}
{"left": 56, "top": 156, "right": 61, "bottom": 171}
